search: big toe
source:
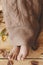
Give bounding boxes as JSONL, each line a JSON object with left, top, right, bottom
{"left": 17, "top": 45, "right": 29, "bottom": 60}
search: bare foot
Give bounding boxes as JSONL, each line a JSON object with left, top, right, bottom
{"left": 17, "top": 45, "right": 29, "bottom": 60}
{"left": 8, "top": 46, "right": 20, "bottom": 60}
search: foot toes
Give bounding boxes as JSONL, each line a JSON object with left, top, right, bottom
{"left": 8, "top": 46, "right": 20, "bottom": 60}
{"left": 12, "top": 54, "right": 17, "bottom": 60}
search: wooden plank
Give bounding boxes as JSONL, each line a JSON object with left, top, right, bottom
{"left": 0, "top": 58, "right": 43, "bottom": 65}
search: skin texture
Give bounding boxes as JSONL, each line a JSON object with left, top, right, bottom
{"left": 1, "top": 0, "right": 43, "bottom": 60}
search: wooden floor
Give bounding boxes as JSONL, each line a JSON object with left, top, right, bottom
{"left": 0, "top": 5, "right": 43, "bottom": 65}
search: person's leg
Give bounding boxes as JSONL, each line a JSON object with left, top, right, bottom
{"left": 1, "top": 0, "right": 41, "bottom": 60}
